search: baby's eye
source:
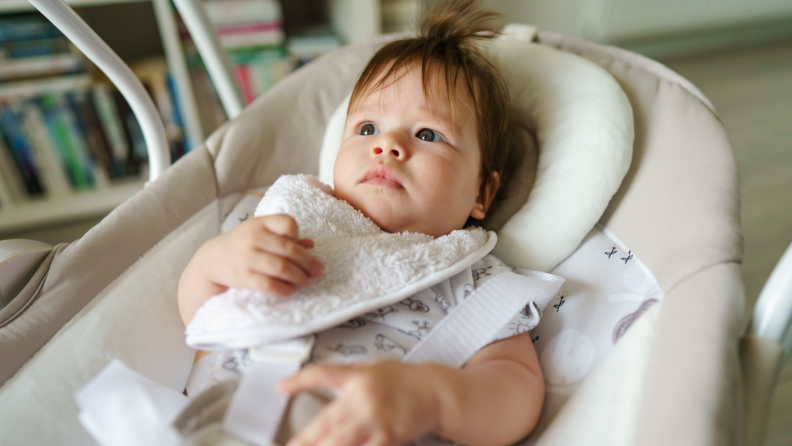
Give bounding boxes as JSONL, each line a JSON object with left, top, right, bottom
{"left": 416, "top": 128, "right": 444, "bottom": 142}
{"left": 358, "top": 123, "right": 380, "bottom": 135}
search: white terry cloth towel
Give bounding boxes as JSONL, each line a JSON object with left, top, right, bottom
{"left": 187, "top": 175, "right": 497, "bottom": 350}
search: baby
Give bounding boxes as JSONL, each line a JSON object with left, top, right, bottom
{"left": 178, "top": 1, "right": 543, "bottom": 446}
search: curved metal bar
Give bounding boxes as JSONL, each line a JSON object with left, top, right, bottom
{"left": 173, "top": 0, "right": 245, "bottom": 119}
{"left": 752, "top": 241, "right": 792, "bottom": 362}
{"left": 27, "top": 0, "right": 171, "bottom": 182}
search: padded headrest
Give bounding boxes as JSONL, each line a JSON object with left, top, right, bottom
{"left": 319, "top": 25, "right": 634, "bottom": 271}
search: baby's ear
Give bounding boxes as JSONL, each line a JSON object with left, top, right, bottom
{"left": 470, "top": 172, "right": 500, "bottom": 220}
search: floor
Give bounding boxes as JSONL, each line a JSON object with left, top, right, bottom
{"left": 3, "top": 37, "right": 792, "bottom": 445}
{"left": 661, "top": 39, "right": 792, "bottom": 446}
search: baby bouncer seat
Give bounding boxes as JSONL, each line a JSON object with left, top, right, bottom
{"left": 1, "top": 0, "right": 788, "bottom": 445}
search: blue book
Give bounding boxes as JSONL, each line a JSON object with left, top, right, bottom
{"left": 166, "top": 73, "right": 192, "bottom": 150}
{"left": 0, "top": 16, "right": 62, "bottom": 45}
{"left": 0, "top": 105, "right": 44, "bottom": 196}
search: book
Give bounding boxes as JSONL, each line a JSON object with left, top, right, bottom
{"left": 1, "top": 37, "right": 72, "bottom": 59}
{"left": 37, "top": 93, "right": 93, "bottom": 190}
{"left": 19, "top": 102, "right": 72, "bottom": 197}
{"left": 0, "top": 104, "right": 44, "bottom": 196}
{"left": 66, "top": 89, "right": 115, "bottom": 181}
{"left": 0, "top": 74, "right": 92, "bottom": 101}
{"left": 111, "top": 89, "right": 147, "bottom": 175}
{"left": 218, "top": 29, "right": 283, "bottom": 50}
{"left": 0, "top": 16, "right": 62, "bottom": 45}
{"left": 235, "top": 65, "right": 255, "bottom": 104}
{"left": 91, "top": 83, "right": 130, "bottom": 173}
{"left": 58, "top": 92, "right": 104, "bottom": 188}
{"left": 202, "top": 0, "right": 282, "bottom": 27}
{"left": 0, "top": 135, "right": 28, "bottom": 203}
{"left": 0, "top": 54, "right": 84, "bottom": 81}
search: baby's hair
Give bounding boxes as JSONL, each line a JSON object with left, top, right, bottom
{"left": 348, "top": 0, "right": 524, "bottom": 226}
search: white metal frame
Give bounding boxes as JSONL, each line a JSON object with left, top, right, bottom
{"left": 27, "top": 0, "right": 171, "bottom": 182}
{"left": 751, "top": 241, "right": 792, "bottom": 360}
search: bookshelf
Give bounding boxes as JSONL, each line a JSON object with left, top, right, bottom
{"left": 0, "top": 180, "right": 144, "bottom": 233}
{"left": 0, "top": 0, "right": 387, "bottom": 237}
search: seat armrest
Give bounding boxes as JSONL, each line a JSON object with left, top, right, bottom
{"left": 0, "top": 239, "right": 53, "bottom": 307}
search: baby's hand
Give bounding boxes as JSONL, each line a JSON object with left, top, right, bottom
{"left": 198, "top": 214, "right": 323, "bottom": 295}
{"left": 178, "top": 214, "right": 323, "bottom": 326}
{"left": 277, "top": 362, "right": 441, "bottom": 446}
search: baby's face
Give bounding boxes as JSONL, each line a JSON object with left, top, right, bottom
{"left": 333, "top": 67, "right": 486, "bottom": 237}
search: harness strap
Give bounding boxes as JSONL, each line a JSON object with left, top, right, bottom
{"left": 222, "top": 336, "right": 314, "bottom": 446}
{"left": 403, "top": 271, "right": 563, "bottom": 368}
{"left": 222, "top": 271, "right": 563, "bottom": 445}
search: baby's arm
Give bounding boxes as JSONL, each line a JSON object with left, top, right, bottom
{"left": 177, "top": 214, "right": 324, "bottom": 326}
{"left": 278, "top": 331, "right": 544, "bottom": 446}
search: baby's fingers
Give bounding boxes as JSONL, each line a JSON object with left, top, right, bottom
{"left": 316, "top": 424, "right": 369, "bottom": 446}
{"left": 238, "top": 273, "right": 295, "bottom": 297}
{"left": 256, "top": 231, "right": 324, "bottom": 278}
{"left": 250, "top": 252, "right": 312, "bottom": 287}
{"left": 259, "top": 214, "right": 300, "bottom": 240}
{"left": 277, "top": 364, "right": 350, "bottom": 394}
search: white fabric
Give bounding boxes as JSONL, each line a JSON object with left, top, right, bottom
{"left": 519, "top": 224, "right": 664, "bottom": 444}
{"left": 75, "top": 360, "right": 189, "bottom": 446}
{"left": 318, "top": 24, "right": 634, "bottom": 272}
{"left": 186, "top": 175, "right": 496, "bottom": 350}
{"left": 489, "top": 26, "right": 634, "bottom": 271}
{"left": 0, "top": 202, "right": 214, "bottom": 445}
{"left": 531, "top": 303, "right": 660, "bottom": 446}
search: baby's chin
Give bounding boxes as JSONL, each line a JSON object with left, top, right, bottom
{"left": 335, "top": 187, "right": 459, "bottom": 236}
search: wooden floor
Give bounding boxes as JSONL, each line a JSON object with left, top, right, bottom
{"left": 661, "top": 39, "right": 792, "bottom": 446}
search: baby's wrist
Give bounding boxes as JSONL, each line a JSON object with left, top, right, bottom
{"left": 421, "top": 364, "right": 464, "bottom": 439}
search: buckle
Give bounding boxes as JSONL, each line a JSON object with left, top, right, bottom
{"left": 249, "top": 335, "right": 315, "bottom": 364}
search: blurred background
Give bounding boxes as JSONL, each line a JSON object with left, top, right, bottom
{"left": 0, "top": 0, "right": 789, "bottom": 443}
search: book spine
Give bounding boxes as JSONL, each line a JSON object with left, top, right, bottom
{"left": 111, "top": 89, "right": 147, "bottom": 175}
{"left": 0, "top": 74, "right": 92, "bottom": 101}
{"left": 0, "top": 135, "right": 28, "bottom": 203}
{"left": 19, "top": 102, "right": 72, "bottom": 197}
{"left": 0, "top": 54, "right": 84, "bottom": 81}
{"left": 58, "top": 94, "right": 101, "bottom": 188}
{"left": 90, "top": 84, "right": 129, "bottom": 173}
{"left": 235, "top": 65, "right": 255, "bottom": 104}
{"left": 66, "top": 90, "right": 114, "bottom": 182}
{"left": 203, "top": 0, "right": 281, "bottom": 26}
{"left": 38, "top": 94, "right": 92, "bottom": 190}
{"left": 0, "top": 104, "right": 45, "bottom": 196}
{"left": 219, "top": 30, "right": 284, "bottom": 50}
{"left": 0, "top": 18, "right": 61, "bottom": 45}
{"left": 4, "top": 37, "right": 72, "bottom": 59}
{"left": 165, "top": 73, "right": 190, "bottom": 151}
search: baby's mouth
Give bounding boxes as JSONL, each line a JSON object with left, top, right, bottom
{"left": 362, "top": 167, "right": 403, "bottom": 189}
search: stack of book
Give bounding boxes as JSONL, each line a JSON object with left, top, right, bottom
{"left": 287, "top": 26, "right": 342, "bottom": 68}
{"left": 179, "top": 0, "right": 342, "bottom": 135}
{"left": 180, "top": 0, "right": 291, "bottom": 132}
{"left": 0, "top": 14, "right": 186, "bottom": 209}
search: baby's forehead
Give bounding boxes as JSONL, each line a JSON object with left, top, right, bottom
{"left": 351, "top": 72, "right": 474, "bottom": 125}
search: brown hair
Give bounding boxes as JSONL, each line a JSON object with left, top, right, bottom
{"left": 348, "top": 0, "right": 524, "bottom": 225}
